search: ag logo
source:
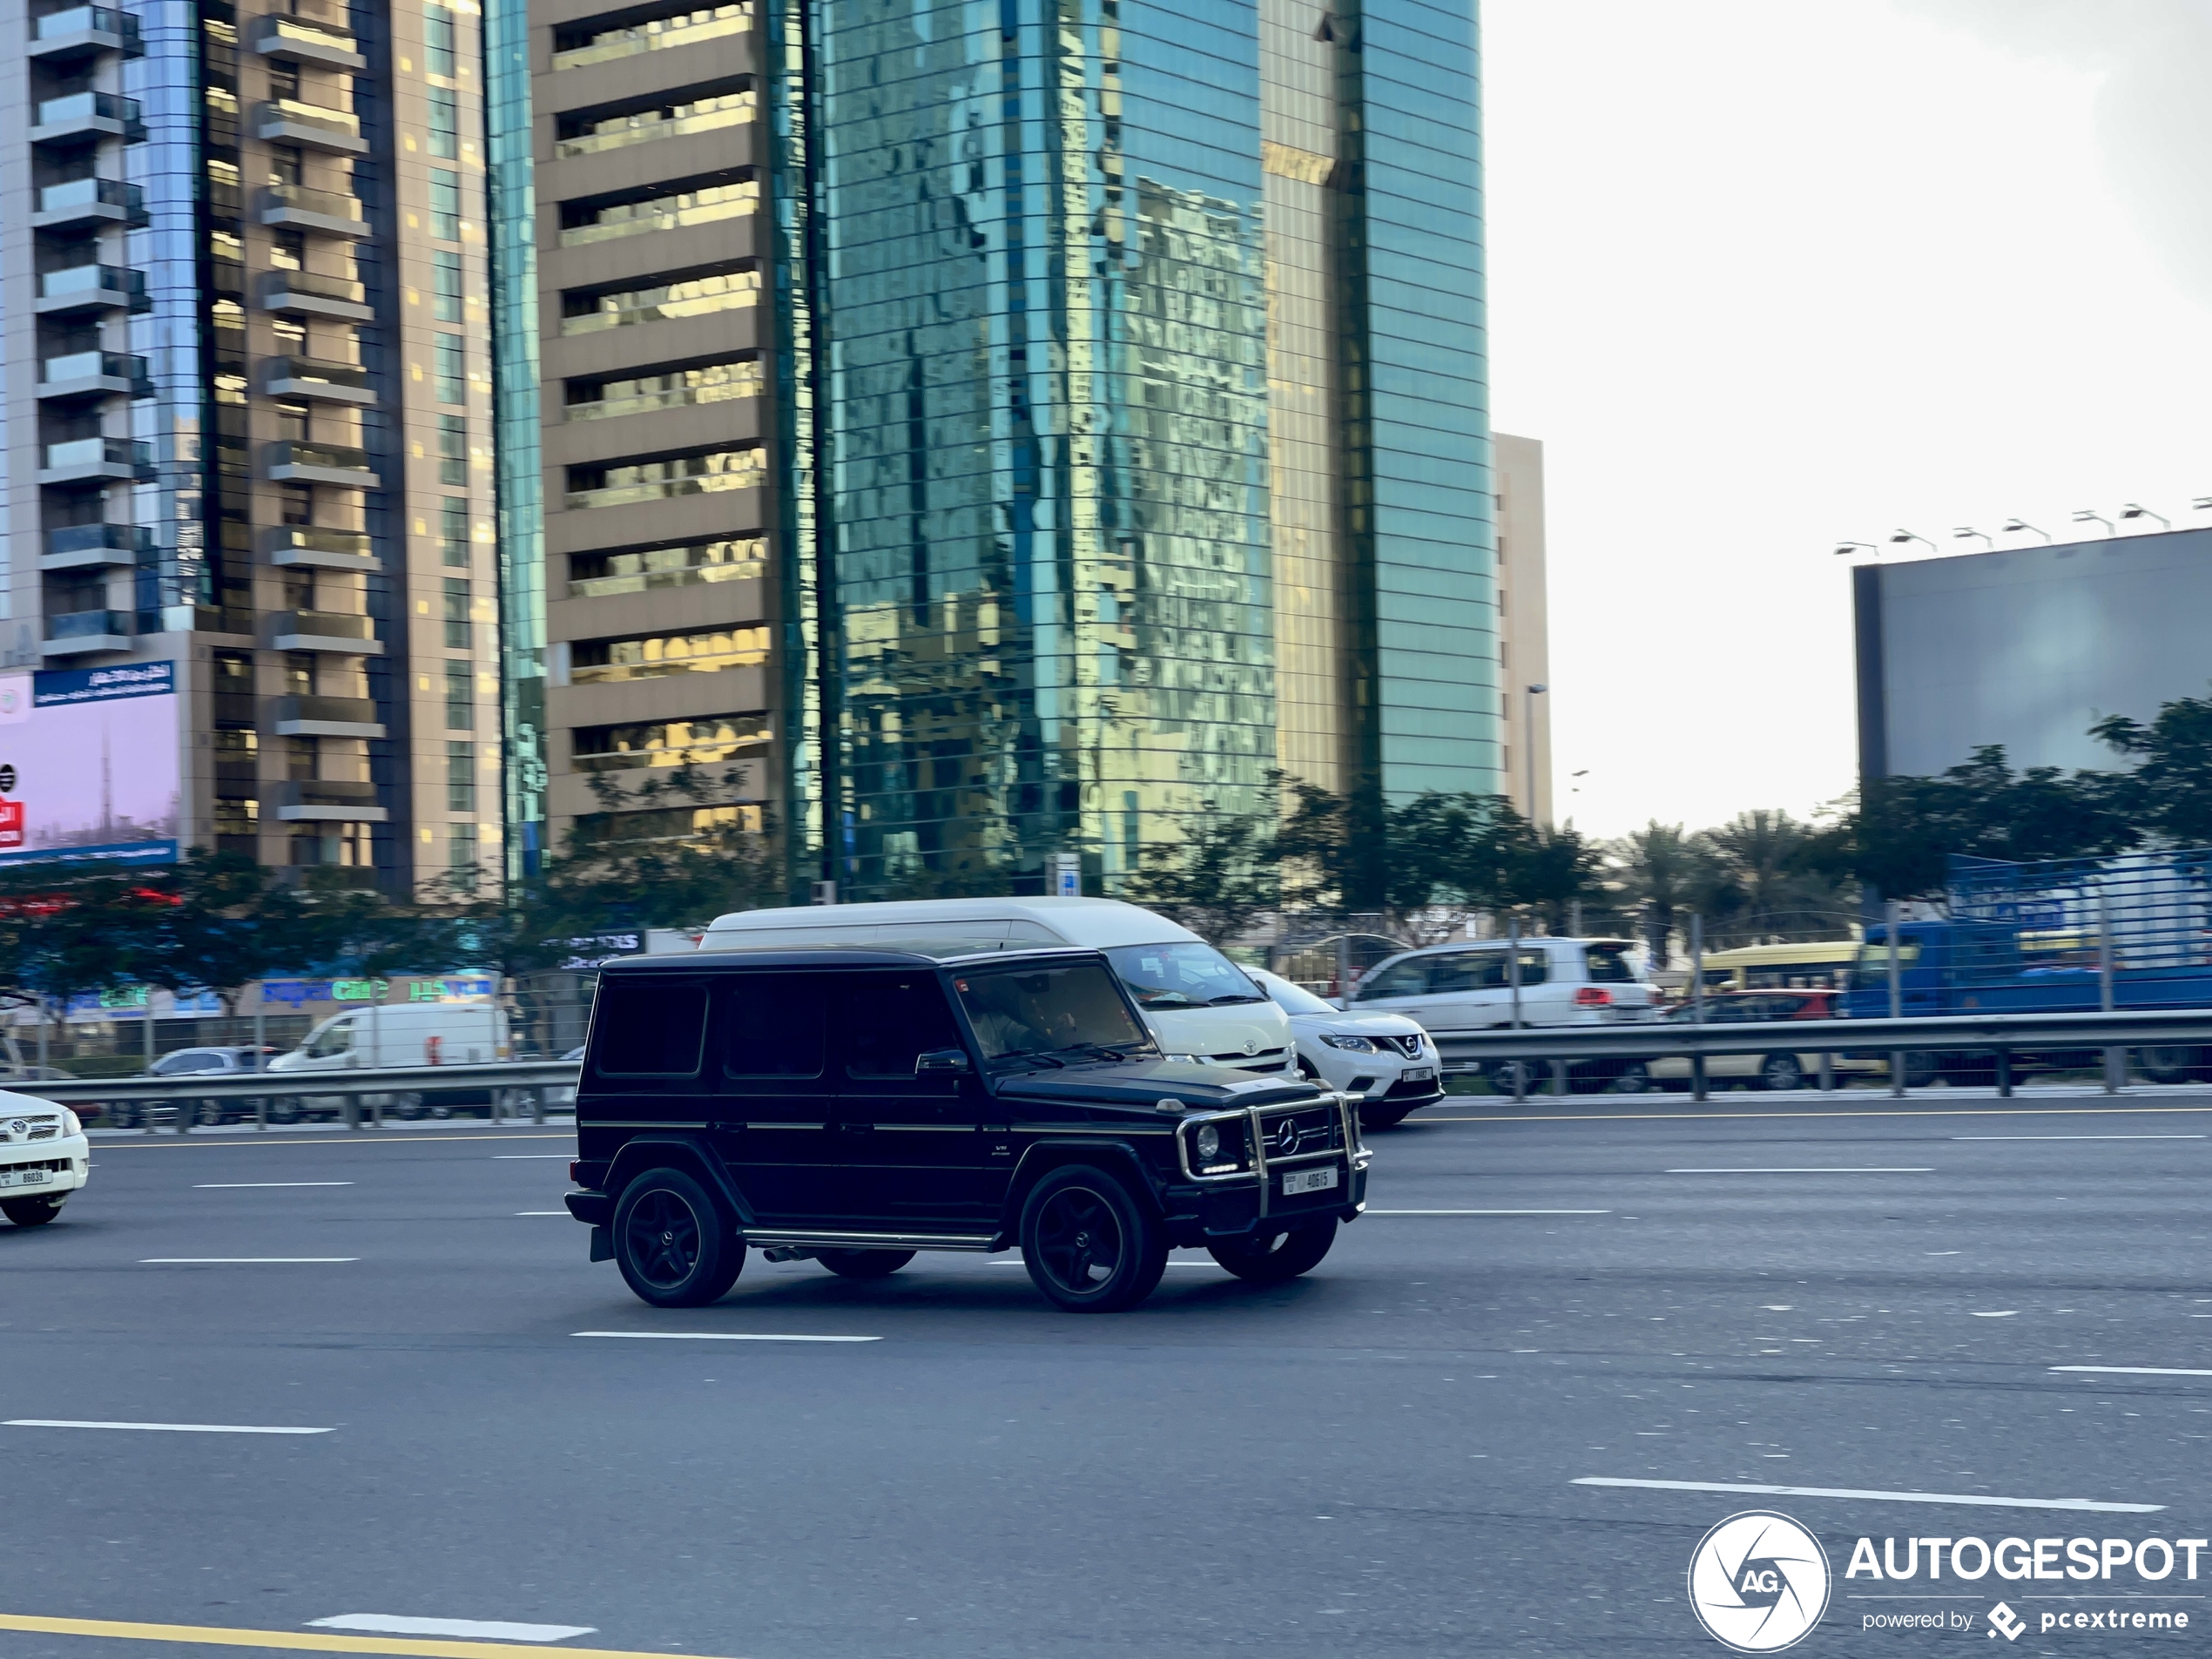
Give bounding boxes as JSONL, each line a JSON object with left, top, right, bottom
{"left": 1687, "top": 1510, "right": 1831, "bottom": 1652}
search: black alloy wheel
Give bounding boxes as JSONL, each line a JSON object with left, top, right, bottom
{"left": 612, "top": 1166, "right": 744, "bottom": 1308}
{"left": 1758, "top": 1052, "right": 1804, "bottom": 1092}
{"left": 2, "top": 1195, "right": 65, "bottom": 1227}
{"left": 1208, "top": 1218, "right": 1338, "bottom": 1283}
{"left": 1019, "top": 1164, "right": 1167, "bottom": 1313}
{"left": 817, "top": 1248, "right": 916, "bottom": 1278}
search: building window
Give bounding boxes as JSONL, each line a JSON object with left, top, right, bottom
{"left": 424, "top": 2, "right": 457, "bottom": 76}
{"left": 567, "top": 537, "right": 765, "bottom": 597}
{"left": 571, "top": 713, "right": 770, "bottom": 772}
{"left": 432, "top": 250, "right": 462, "bottom": 323}
{"left": 442, "top": 577, "right": 471, "bottom": 649}
{"left": 563, "top": 448, "right": 762, "bottom": 509}
{"left": 558, "top": 266, "right": 759, "bottom": 336}
{"left": 444, "top": 664, "right": 473, "bottom": 729}
{"left": 570, "top": 626, "right": 771, "bottom": 685}
{"left": 448, "top": 821, "right": 478, "bottom": 875}
{"left": 435, "top": 334, "right": 464, "bottom": 404}
{"left": 438, "top": 415, "right": 466, "bottom": 484}
{"left": 430, "top": 168, "right": 461, "bottom": 240}
{"left": 556, "top": 172, "right": 757, "bottom": 247}
{"left": 428, "top": 85, "right": 459, "bottom": 158}
{"left": 446, "top": 741, "right": 475, "bottom": 812}
{"left": 563, "top": 357, "right": 761, "bottom": 422}
{"left": 441, "top": 498, "right": 469, "bottom": 566}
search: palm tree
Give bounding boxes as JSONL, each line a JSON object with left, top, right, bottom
{"left": 1606, "top": 822, "right": 1703, "bottom": 968}
{"left": 1695, "top": 809, "right": 1849, "bottom": 943}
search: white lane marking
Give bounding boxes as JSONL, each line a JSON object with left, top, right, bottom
{"left": 1572, "top": 1476, "right": 2161, "bottom": 1513}
{"left": 6, "top": 1420, "right": 332, "bottom": 1435}
{"left": 2052, "top": 1366, "right": 2212, "bottom": 1378}
{"left": 1367, "top": 1208, "right": 1612, "bottom": 1216}
{"left": 571, "top": 1331, "right": 879, "bottom": 1343}
{"left": 309, "top": 1617, "right": 595, "bottom": 1642}
{"left": 139, "top": 1258, "right": 359, "bottom": 1264}
{"left": 493, "top": 1155, "right": 571, "bottom": 1160}
{"left": 193, "top": 1182, "right": 354, "bottom": 1189}
{"left": 1953, "top": 1134, "right": 2207, "bottom": 1141}
{"left": 1663, "top": 1167, "right": 1933, "bottom": 1175}
{"left": 516, "top": 1211, "right": 569, "bottom": 1216}
{"left": 1971, "top": 1311, "right": 2019, "bottom": 1318}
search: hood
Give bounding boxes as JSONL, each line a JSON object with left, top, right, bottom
{"left": 994, "top": 1055, "right": 1319, "bottom": 1115}
{"left": 1294, "top": 1010, "right": 1425, "bottom": 1036}
{"left": 1143, "top": 1001, "right": 1293, "bottom": 1056}
{"left": 266, "top": 1051, "right": 309, "bottom": 1073}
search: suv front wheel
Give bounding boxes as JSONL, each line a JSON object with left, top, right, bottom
{"left": 1019, "top": 1164, "right": 1168, "bottom": 1313}
{"left": 1208, "top": 1218, "right": 1337, "bottom": 1282}
{"left": 612, "top": 1166, "right": 744, "bottom": 1308}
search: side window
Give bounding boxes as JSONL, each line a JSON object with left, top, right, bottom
{"left": 1514, "top": 950, "right": 1550, "bottom": 987}
{"left": 1584, "top": 943, "right": 1635, "bottom": 982}
{"left": 721, "top": 974, "right": 826, "bottom": 1078}
{"left": 592, "top": 978, "right": 707, "bottom": 1076}
{"left": 306, "top": 1019, "right": 354, "bottom": 1058}
{"left": 1424, "top": 952, "right": 1489, "bottom": 995}
{"left": 842, "top": 975, "right": 962, "bottom": 1080}
{"left": 1354, "top": 960, "right": 1427, "bottom": 1001}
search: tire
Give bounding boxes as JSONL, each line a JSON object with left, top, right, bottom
{"left": 1598, "top": 1059, "right": 1652, "bottom": 1095}
{"left": 611, "top": 1167, "right": 744, "bottom": 1309}
{"left": 388, "top": 1093, "right": 428, "bottom": 1121}
{"left": 267, "top": 1096, "right": 301, "bottom": 1125}
{"left": 1019, "top": 1163, "right": 1167, "bottom": 1313}
{"left": 1757, "top": 1053, "right": 1804, "bottom": 1092}
{"left": 3, "top": 1195, "right": 64, "bottom": 1226}
{"left": 2140, "top": 1046, "right": 2200, "bottom": 1086}
{"left": 1207, "top": 1218, "right": 1338, "bottom": 1283}
{"left": 106, "top": 1102, "right": 138, "bottom": 1130}
{"left": 816, "top": 1248, "right": 915, "bottom": 1278}
{"left": 192, "top": 1100, "right": 225, "bottom": 1128}
{"left": 1901, "top": 1052, "right": 1939, "bottom": 1089}
{"left": 1359, "top": 1103, "right": 1413, "bottom": 1131}
{"left": 1488, "top": 1059, "right": 1542, "bottom": 1096}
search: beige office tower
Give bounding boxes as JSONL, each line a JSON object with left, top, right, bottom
{"left": 524, "top": 0, "right": 772, "bottom": 857}
{"left": 1493, "top": 431, "right": 1551, "bottom": 824}
{"left": 0, "top": 0, "right": 499, "bottom": 888}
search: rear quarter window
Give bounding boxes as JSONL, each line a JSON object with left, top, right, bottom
{"left": 721, "top": 974, "right": 826, "bottom": 1078}
{"left": 1583, "top": 944, "right": 1636, "bottom": 982}
{"left": 591, "top": 978, "right": 707, "bottom": 1076}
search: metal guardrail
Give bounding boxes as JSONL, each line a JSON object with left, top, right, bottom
{"left": 1431, "top": 1008, "right": 2212, "bottom": 1065}
{"left": 11, "top": 1060, "right": 581, "bottom": 1130}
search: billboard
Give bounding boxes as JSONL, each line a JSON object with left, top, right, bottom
{"left": 0, "top": 661, "right": 180, "bottom": 867}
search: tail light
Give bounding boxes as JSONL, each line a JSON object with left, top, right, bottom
{"left": 1575, "top": 987, "right": 1612, "bottom": 1008}
{"left": 569, "top": 1161, "right": 582, "bottom": 1184}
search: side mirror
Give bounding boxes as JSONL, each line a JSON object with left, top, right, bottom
{"left": 915, "top": 1048, "right": 972, "bottom": 1076}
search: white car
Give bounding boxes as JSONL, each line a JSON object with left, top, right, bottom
{"left": 0, "top": 1094, "right": 90, "bottom": 1226}
{"left": 1247, "top": 968, "right": 1441, "bottom": 1130}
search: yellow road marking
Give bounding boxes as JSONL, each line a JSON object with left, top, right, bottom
{"left": 1422, "top": 1103, "right": 2212, "bottom": 1123}
{"left": 0, "top": 1614, "right": 727, "bottom": 1659}
{"left": 97, "top": 1134, "right": 573, "bottom": 1152}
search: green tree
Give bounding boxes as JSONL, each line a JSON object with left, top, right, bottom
{"left": 1604, "top": 823, "right": 1707, "bottom": 967}
{"left": 1123, "top": 804, "right": 1282, "bottom": 945}
{"left": 2090, "top": 695, "right": 2212, "bottom": 845}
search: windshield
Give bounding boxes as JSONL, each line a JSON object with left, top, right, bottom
{"left": 1103, "top": 941, "right": 1268, "bottom": 1009}
{"left": 1251, "top": 969, "right": 1336, "bottom": 1015}
{"left": 1850, "top": 941, "right": 1921, "bottom": 990}
{"left": 952, "top": 961, "right": 1153, "bottom": 1062}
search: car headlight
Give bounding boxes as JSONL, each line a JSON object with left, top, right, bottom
{"left": 1195, "top": 1123, "right": 1221, "bottom": 1162}
{"left": 60, "top": 1109, "right": 81, "bottom": 1136}
{"left": 1319, "top": 1034, "right": 1378, "bottom": 1052}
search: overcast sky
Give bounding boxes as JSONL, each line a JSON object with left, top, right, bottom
{"left": 1484, "top": 0, "right": 2212, "bottom": 840}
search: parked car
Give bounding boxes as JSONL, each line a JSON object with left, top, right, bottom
{"left": 1648, "top": 990, "right": 1888, "bottom": 1091}
{"left": 566, "top": 946, "right": 1369, "bottom": 1312}
{"left": 0, "top": 1095, "right": 89, "bottom": 1225}
{"left": 1347, "top": 936, "right": 1662, "bottom": 1092}
{"left": 1244, "top": 968, "right": 1440, "bottom": 1130}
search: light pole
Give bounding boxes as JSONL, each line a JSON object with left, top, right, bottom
{"left": 2072, "top": 509, "right": 2114, "bottom": 537}
{"left": 1522, "top": 684, "right": 1548, "bottom": 824}
{"left": 1952, "top": 526, "right": 1993, "bottom": 549}
{"left": 2121, "top": 502, "right": 2170, "bottom": 531}
{"left": 2002, "top": 517, "right": 2052, "bottom": 543}
{"left": 1831, "top": 540, "right": 1877, "bottom": 558}
{"left": 1889, "top": 529, "right": 1936, "bottom": 553}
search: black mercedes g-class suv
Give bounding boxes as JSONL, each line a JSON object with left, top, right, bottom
{"left": 563, "top": 946, "right": 1370, "bottom": 1312}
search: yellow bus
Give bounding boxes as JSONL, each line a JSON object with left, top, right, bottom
{"left": 1696, "top": 939, "right": 1861, "bottom": 994}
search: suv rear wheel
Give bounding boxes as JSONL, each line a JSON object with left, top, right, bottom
{"left": 1019, "top": 1164, "right": 1167, "bottom": 1312}
{"left": 817, "top": 1249, "right": 914, "bottom": 1278}
{"left": 1208, "top": 1218, "right": 1337, "bottom": 1282}
{"left": 612, "top": 1166, "right": 743, "bottom": 1308}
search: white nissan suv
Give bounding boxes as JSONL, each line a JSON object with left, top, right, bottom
{"left": 0, "top": 1094, "right": 90, "bottom": 1226}
{"left": 1246, "top": 968, "right": 1442, "bottom": 1130}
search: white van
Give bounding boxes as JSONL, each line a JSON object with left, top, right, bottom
{"left": 267, "top": 1003, "right": 510, "bottom": 1119}
{"left": 696, "top": 897, "right": 1297, "bottom": 1073}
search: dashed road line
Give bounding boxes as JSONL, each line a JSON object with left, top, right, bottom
{"left": 6, "top": 1420, "right": 331, "bottom": 1435}
{"left": 1573, "top": 1476, "right": 2162, "bottom": 1513}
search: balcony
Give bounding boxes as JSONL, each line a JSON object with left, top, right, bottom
{"left": 275, "top": 779, "right": 387, "bottom": 824}
{"left": 253, "top": 98, "right": 364, "bottom": 152}
{"left": 28, "top": 3, "right": 143, "bottom": 59}
{"left": 273, "top": 693, "right": 384, "bottom": 738}
{"left": 192, "top": 604, "right": 257, "bottom": 637}
{"left": 41, "top": 609, "right": 130, "bottom": 657}
{"left": 32, "top": 175, "right": 146, "bottom": 230}
{"left": 41, "top": 522, "right": 149, "bottom": 571}
{"left": 262, "top": 266, "right": 372, "bottom": 322}
{"left": 30, "top": 91, "right": 145, "bottom": 144}
{"left": 263, "top": 524, "right": 379, "bottom": 574}
{"left": 268, "top": 609, "right": 381, "bottom": 654}
{"left": 37, "top": 349, "right": 150, "bottom": 401}
{"left": 36, "top": 262, "right": 148, "bottom": 315}
{"left": 264, "top": 355, "right": 374, "bottom": 405}
{"left": 265, "top": 441, "right": 379, "bottom": 489}
{"left": 38, "top": 436, "right": 151, "bottom": 486}
{"left": 249, "top": 11, "right": 364, "bottom": 69}
{"left": 260, "top": 183, "right": 368, "bottom": 238}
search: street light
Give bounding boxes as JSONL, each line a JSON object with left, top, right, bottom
{"left": 1832, "top": 540, "right": 1877, "bottom": 557}
{"left": 2002, "top": 517, "right": 2053, "bottom": 543}
{"left": 2194, "top": 497, "right": 2212, "bottom": 514}
{"left": 1890, "top": 529, "right": 1935, "bottom": 552}
{"left": 1523, "top": 684, "right": 1548, "bottom": 824}
{"left": 1952, "top": 526, "right": 1993, "bottom": 549}
{"left": 2121, "top": 502, "right": 2171, "bottom": 530}
{"left": 2073, "top": 509, "right": 2114, "bottom": 536}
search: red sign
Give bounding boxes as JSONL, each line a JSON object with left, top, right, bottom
{"left": 0, "top": 799, "right": 24, "bottom": 849}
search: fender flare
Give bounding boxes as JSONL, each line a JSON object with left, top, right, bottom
{"left": 605, "top": 1133, "right": 757, "bottom": 1230}
{"left": 1000, "top": 1139, "right": 1163, "bottom": 1238}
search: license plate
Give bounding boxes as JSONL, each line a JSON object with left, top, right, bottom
{"left": 1401, "top": 1066, "right": 1435, "bottom": 1082}
{"left": 0, "top": 1169, "right": 44, "bottom": 1188}
{"left": 1282, "top": 1165, "right": 1339, "bottom": 1197}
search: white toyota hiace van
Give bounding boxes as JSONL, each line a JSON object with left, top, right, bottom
{"left": 267, "top": 1003, "right": 512, "bottom": 1118}
{"left": 696, "top": 898, "right": 1297, "bottom": 1073}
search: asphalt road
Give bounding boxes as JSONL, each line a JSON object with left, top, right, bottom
{"left": 7, "top": 1093, "right": 2212, "bottom": 1659}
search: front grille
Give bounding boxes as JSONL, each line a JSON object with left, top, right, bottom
{"left": 28, "top": 1125, "right": 57, "bottom": 1140}
{"left": 1376, "top": 1034, "right": 1425, "bottom": 1059}
{"left": 2, "top": 1157, "right": 71, "bottom": 1175}
{"left": 1207, "top": 1047, "right": 1291, "bottom": 1066}
{"left": 0, "top": 1116, "right": 61, "bottom": 1145}
{"left": 1258, "top": 1103, "right": 1344, "bottom": 1159}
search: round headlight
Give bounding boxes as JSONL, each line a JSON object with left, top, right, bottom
{"left": 1195, "top": 1123, "right": 1222, "bottom": 1162}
